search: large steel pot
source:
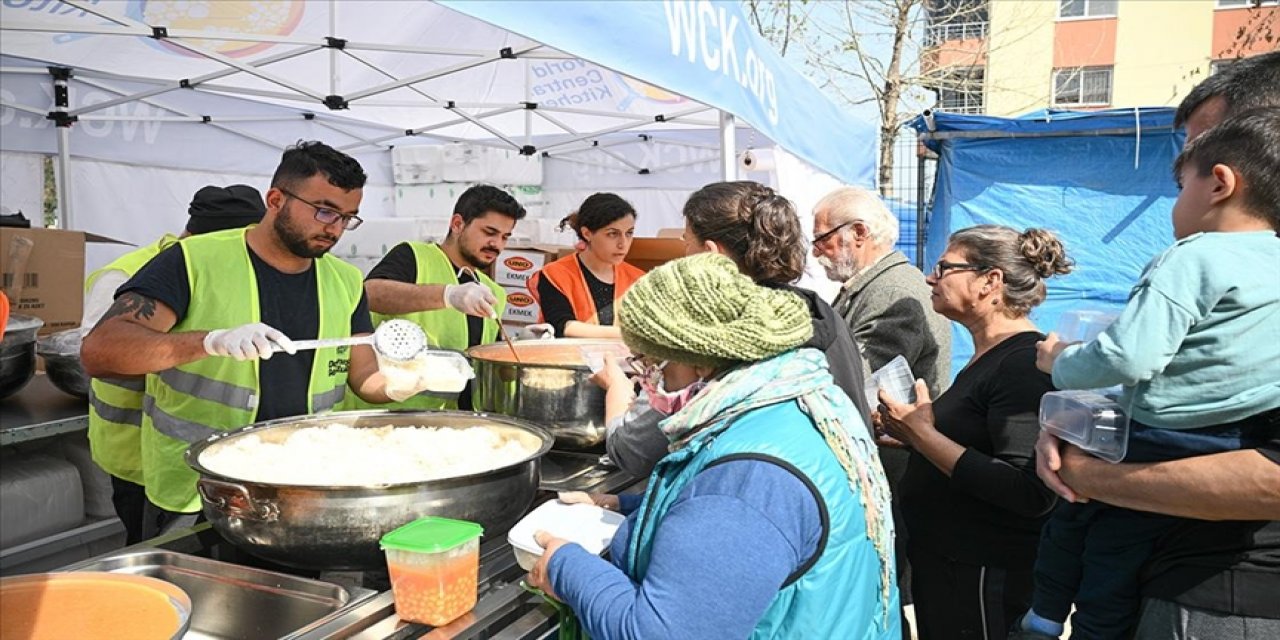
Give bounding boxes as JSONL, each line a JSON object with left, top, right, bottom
{"left": 468, "top": 339, "right": 629, "bottom": 449}
{"left": 0, "top": 314, "right": 42, "bottom": 400}
{"left": 185, "top": 410, "right": 553, "bottom": 571}
{"left": 37, "top": 329, "right": 89, "bottom": 399}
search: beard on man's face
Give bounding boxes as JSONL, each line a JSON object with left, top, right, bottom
{"left": 817, "top": 250, "right": 859, "bottom": 282}
{"left": 274, "top": 203, "right": 338, "bottom": 259}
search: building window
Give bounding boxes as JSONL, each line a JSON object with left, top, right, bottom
{"left": 936, "top": 67, "right": 986, "bottom": 114}
{"left": 1058, "top": 0, "right": 1118, "bottom": 18}
{"left": 1052, "top": 67, "right": 1112, "bottom": 106}
{"left": 1216, "top": 0, "right": 1279, "bottom": 8}
{"left": 925, "top": 0, "right": 989, "bottom": 45}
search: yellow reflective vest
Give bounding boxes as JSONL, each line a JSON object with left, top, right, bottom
{"left": 142, "top": 228, "right": 364, "bottom": 512}
{"left": 85, "top": 234, "right": 179, "bottom": 485}
{"left": 342, "top": 242, "right": 504, "bottom": 411}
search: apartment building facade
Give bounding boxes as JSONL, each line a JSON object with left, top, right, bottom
{"left": 923, "top": 0, "right": 1279, "bottom": 116}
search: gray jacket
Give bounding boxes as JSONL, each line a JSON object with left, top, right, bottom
{"left": 832, "top": 251, "right": 953, "bottom": 397}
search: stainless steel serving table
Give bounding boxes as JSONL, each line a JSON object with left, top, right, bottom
{"left": 59, "top": 450, "right": 642, "bottom": 640}
{"left": 0, "top": 373, "right": 89, "bottom": 446}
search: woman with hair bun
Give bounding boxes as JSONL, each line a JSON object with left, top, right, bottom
{"left": 528, "top": 193, "right": 645, "bottom": 339}
{"left": 876, "top": 224, "right": 1073, "bottom": 639}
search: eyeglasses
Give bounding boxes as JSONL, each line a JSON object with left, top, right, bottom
{"left": 280, "top": 188, "right": 363, "bottom": 230}
{"left": 930, "top": 261, "right": 991, "bottom": 279}
{"left": 812, "top": 220, "right": 859, "bottom": 245}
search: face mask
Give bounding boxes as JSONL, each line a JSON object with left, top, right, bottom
{"left": 638, "top": 360, "right": 706, "bottom": 415}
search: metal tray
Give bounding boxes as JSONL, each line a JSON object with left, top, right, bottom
{"left": 64, "top": 548, "right": 376, "bottom": 639}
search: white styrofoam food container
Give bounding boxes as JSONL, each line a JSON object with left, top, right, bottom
{"left": 507, "top": 500, "right": 626, "bottom": 571}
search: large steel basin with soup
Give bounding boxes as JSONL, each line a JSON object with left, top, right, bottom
{"left": 468, "top": 339, "right": 626, "bottom": 449}
{"left": 185, "top": 410, "right": 553, "bottom": 571}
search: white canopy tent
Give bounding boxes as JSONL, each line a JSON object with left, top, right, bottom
{"left": 1, "top": 0, "right": 876, "bottom": 288}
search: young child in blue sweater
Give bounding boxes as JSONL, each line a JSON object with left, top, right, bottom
{"left": 1019, "top": 108, "right": 1280, "bottom": 639}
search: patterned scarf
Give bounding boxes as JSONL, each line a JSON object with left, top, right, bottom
{"left": 659, "top": 348, "right": 896, "bottom": 626}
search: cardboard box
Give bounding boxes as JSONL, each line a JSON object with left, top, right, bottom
{"left": 501, "top": 286, "right": 541, "bottom": 325}
{"left": 493, "top": 244, "right": 573, "bottom": 288}
{"left": 494, "top": 249, "right": 549, "bottom": 289}
{"left": 2, "top": 227, "right": 130, "bottom": 335}
{"left": 625, "top": 237, "right": 686, "bottom": 273}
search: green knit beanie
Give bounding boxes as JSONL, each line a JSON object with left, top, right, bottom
{"left": 618, "top": 252, "right": 813, "bottom": 369}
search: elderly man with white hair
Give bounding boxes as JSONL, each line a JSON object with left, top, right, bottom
{"left": 812, "top": 187, "right": 952, "bottom": 397}
{"left": 813, "top": 186, "right": 952, "bottom": 639}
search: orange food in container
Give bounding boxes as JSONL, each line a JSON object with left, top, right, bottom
{"left": 381, "top": 516, "right": 484, "bottom": 627}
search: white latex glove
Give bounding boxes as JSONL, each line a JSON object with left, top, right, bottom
{"left": 203, "top": 323, "right": 295, "bottom": 361}
{"left": 520, "top": 323, "right": 555, "bottom": 340}
{"left": 444, "top": 282, "right": 498, "bottom": 318}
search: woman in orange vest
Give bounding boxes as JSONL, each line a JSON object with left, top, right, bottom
{"left": 528, "top": 193, "right": 645, "bottom": 339}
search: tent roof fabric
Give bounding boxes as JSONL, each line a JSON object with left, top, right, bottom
{"left": 0, "top": 0, "right": 876, "bottom": 186}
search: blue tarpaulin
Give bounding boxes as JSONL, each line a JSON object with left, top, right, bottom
{"left": 910, "top": 108, "right": 1185, "bottom": 378}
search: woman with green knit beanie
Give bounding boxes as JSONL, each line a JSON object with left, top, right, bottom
{"left": 527, "top": 253, "right": 900, "bottom": 640}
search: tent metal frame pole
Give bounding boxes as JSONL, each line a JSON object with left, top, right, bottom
{"left": 343, "top": 44, "right": 540, "bottom": 103}
{"left": 524, "top": 59, "right": 533, "bottom": 148}
{"left": 544, "top": 135, "right": 648, "bottom": 157}
{"left": 1, "top": 21, "right": 149, "bottom": 38}
{"left": 68, "top": 45, "right": 321, "bottom": 117}
{"left": 75, "top": 76, "right": 284, "bottom": 152}
{"left": 60, "top": 0, "right": 327, "bottom": 102}
{"left": 329, "top": 0, "right": 340, "bottom": 96}
{"left": 719, "top": 110, "right": 736, "bottom": 181}
{"left": 336, "top": 49, "right": 523, "bottom": 150}
{"left": 541, "top": 155, "right": 622, "bottom": 171}
{"left": 56, "top": 127, "right": 72, "bottom": 228}
{"left": 651, "top": 155, "right": 717, "bottom": 174}
{"left": 340, "top": 105, "right": 525, "bottom": 151}
{"left": 49, "top": 68, "right": 73, "bottom": 229}
{"left": 537, "top": 106, "right": 713, "bottom": 153}
{"left": 310, "top": 119, "right": 386, "bottom": 149}
{"left": 0, "top": 100, "right": 48, "bottom": 117}
{"left": 537, "top": 105, "right": 719, "bottom": 128}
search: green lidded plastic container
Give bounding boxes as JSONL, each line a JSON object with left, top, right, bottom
{"left": 380, "top": 517, "right": 485, "bottom": 627}
{"left": 380, "top": 516, "right": 484, "bottom": 554}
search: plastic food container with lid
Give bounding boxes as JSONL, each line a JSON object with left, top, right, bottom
{"left": 507, "top": 499, "right": 627, "bottom": 571}
{"left": 1039, "top": 389, "right": 1130, "bottom": 463}
{"left": 380, "top": 516, "right": 484, "bottom": 627}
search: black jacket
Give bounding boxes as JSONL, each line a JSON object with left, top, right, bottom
{"left": 778, "top": 284, "right": 874, "bottom": 435}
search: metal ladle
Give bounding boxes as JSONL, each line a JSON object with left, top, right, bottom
{"left": 286, "top": 319, "right": 429, "bottom": 361}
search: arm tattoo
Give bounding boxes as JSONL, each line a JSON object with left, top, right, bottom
{"left": 100, "top": 292, "right": 158, "bottom": 324}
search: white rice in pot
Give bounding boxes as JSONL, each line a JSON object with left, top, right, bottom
{"left": 199, "top": 423, "right": 536, "bottom": 485}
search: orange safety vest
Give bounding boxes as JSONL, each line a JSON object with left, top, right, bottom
{"left": 528, "top": 254, "right": 645, "bottom": 325}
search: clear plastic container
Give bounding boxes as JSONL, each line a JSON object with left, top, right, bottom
{"left": 1056, "top": 309, "right": 1119, "bottom": 344}
{"left": 378, "top": 350, "right": 475, "bottom": 399}
{"left": 380, "top": 517, "right": 483, "bottom": 627}
{"left": 864, "top": 355, "right": 917, "bottom": 408}
{"left": 578, "top": 343, "right": 631, "bottom": 375}
{"left": 1039, "top": 389, "right": 1130, "bottom": 463}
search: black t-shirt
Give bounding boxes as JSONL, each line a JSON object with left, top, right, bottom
{"left": 898, "top": 331, "right": 1058, "bottom": 570}
{"left": 365, "top": 242, "right": 483, "bottom": 350}
{"left": 1140, "top": 420, "right": 1280, "bottom": 618}
{"left": 118, "top": 243, "right": 373, "bottom": 421}
{"left": 364, "top": 242, "right": 481, "bottom": 410}
{"left": 538, "top": 255, "right": 615, "bottom": 337}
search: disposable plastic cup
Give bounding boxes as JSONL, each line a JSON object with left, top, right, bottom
{"left": 1057, "top": 310, "right": 1119, "bottom": 344}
